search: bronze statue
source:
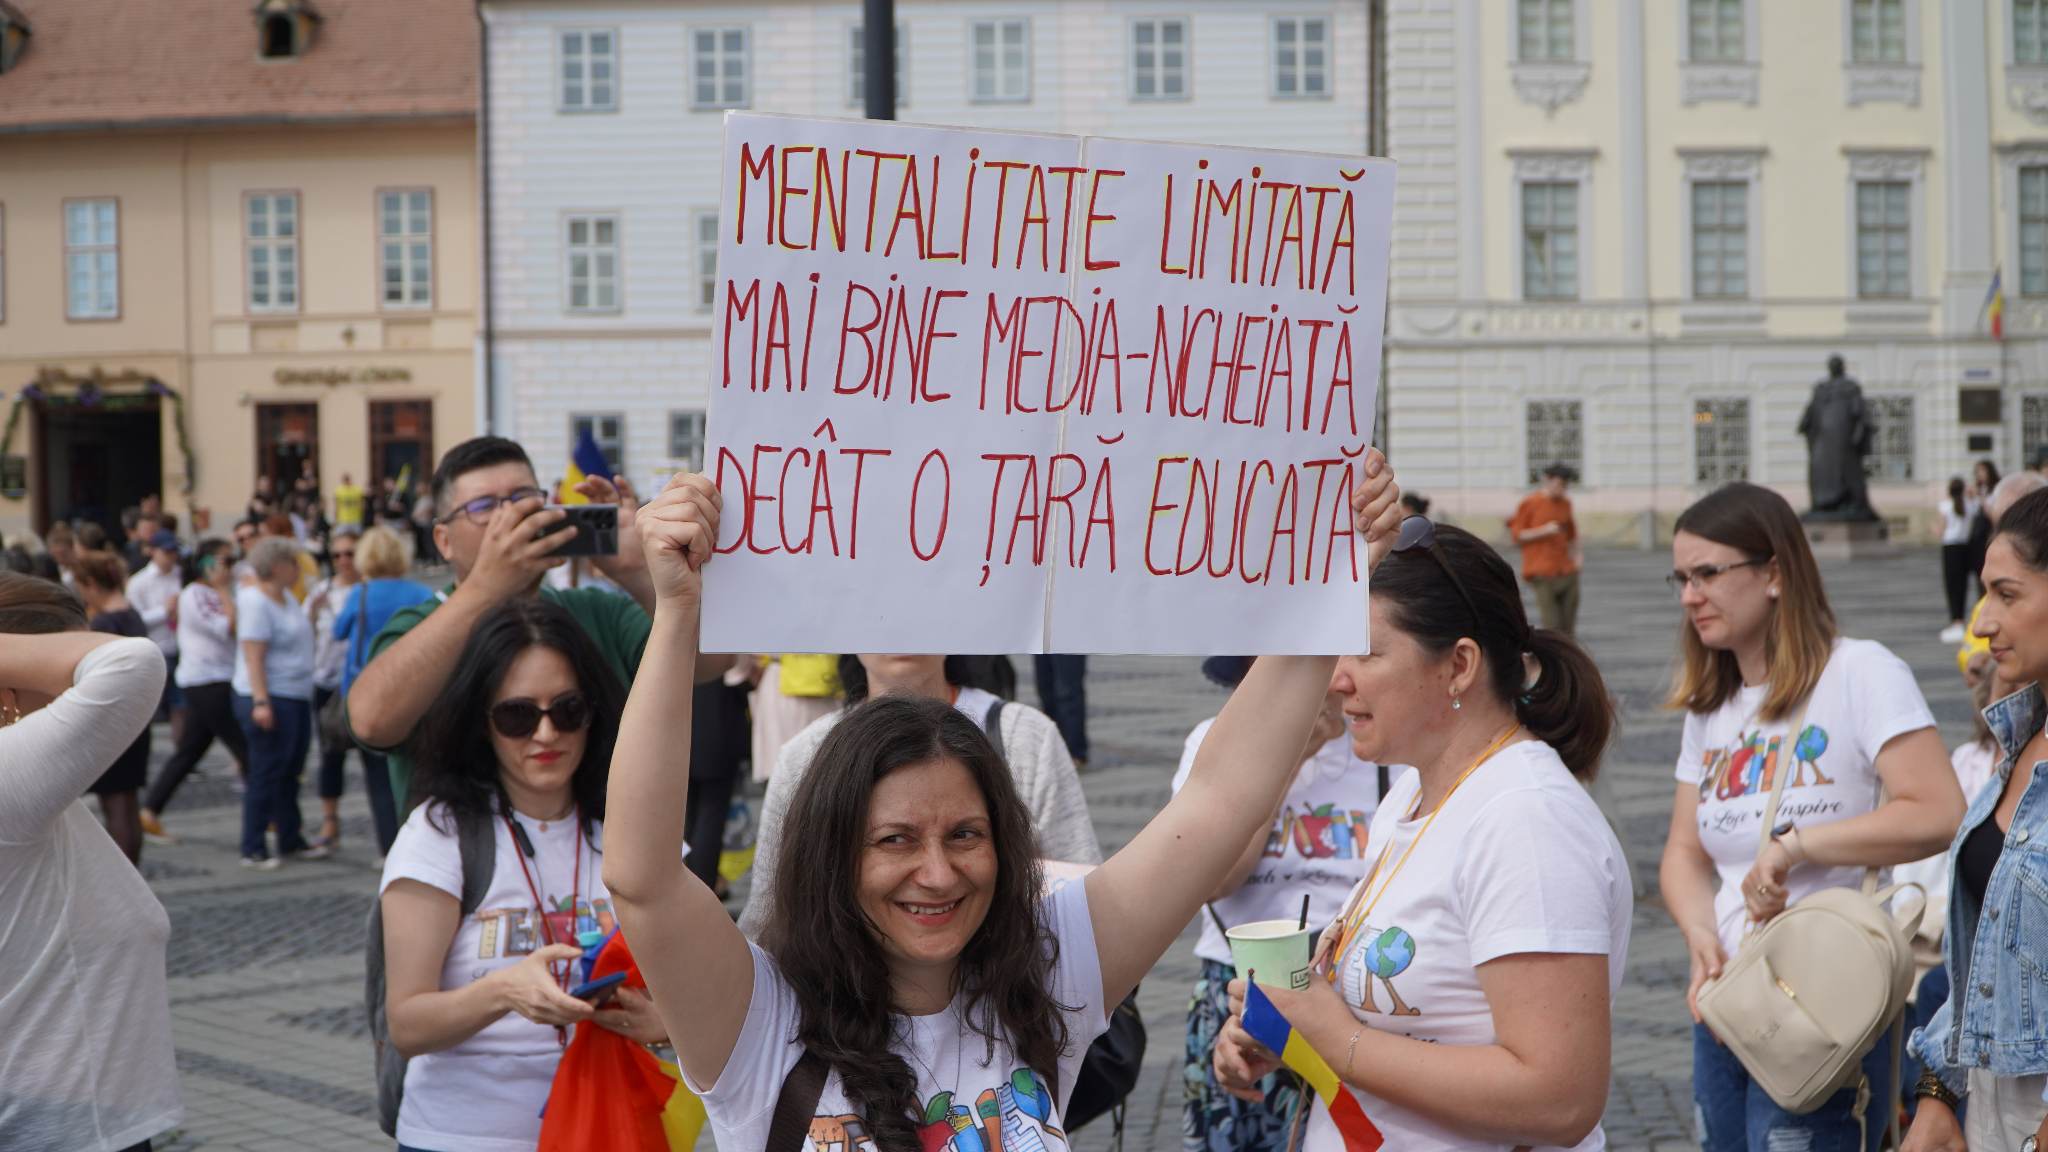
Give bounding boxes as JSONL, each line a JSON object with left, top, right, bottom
{"left": 1797, "top": 355, "right": 1879, "bottom": 523}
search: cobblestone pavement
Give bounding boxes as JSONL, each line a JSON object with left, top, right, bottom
{"left": 137, "top": 546, "right": 1971, "bottom": 1151}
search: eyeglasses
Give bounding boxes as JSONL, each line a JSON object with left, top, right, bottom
{"left": 1665, "top": 558, "right": 1769, "bottom": 596}
{"left": 439, "top": 486, "right": 548, "bottom": 527}
{"left": 489, "top": 694, "right": 591, "bottom": 740}
{"left": 1391, "top": 515, "right": 1483, "bottom": 630}
{"left": 331, "top": 549, "right": 356, "bottom": 561}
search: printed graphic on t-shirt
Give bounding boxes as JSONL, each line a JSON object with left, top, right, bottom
{"left": 1336, "top": 924, "right": 1420, "bottom": 1017}
{"left": 471, "top": 896, "right": 614, "bottom": 959}
{"left": 1271, "top": 803, "right": 1372, "bottom": 861}
{"left": 1693, "top": 722, "right": 1844, "bottom": 838}
{"left": 807, "top": 1068, "right": 1067, "bottom": 1152}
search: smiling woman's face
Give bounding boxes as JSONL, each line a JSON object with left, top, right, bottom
{"left": 1976, "top": 536, "right": 2048, "bottom": 687}
{"left": 856, "top": 757, "right": 997, "bottom": 980}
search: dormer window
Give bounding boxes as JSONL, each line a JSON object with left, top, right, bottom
{"left": 0, "top": 1, "right": 31, "bottom": 75}
{"left": 253, "top": 0, "right": 318, "bottom": 60}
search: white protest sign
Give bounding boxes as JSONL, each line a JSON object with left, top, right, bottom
{"left": 702, "top": 113, "right": 1393, "bottom": 655}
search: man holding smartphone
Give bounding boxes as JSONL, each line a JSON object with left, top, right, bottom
{"left": 346, "top": 436, "right": 730, "bottom": 808}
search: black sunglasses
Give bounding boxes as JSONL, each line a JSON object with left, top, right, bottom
{"left": 489, "top": 694, "right": 591, "bottom": 739}
{"left": 1391, "top": 515, "right": 1482, "bottom": 629}
{"left": 440, "top": 486, "right": 548, "bottom": 526}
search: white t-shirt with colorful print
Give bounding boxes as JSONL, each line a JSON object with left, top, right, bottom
{"left": 694, "top": 880, "right": 1110, "bottom": 1152}
{"left": 1308, "top": 739, "right": 1632, "bottom": 1152}
{"left": 1675, "top": 637, "right": 1937, "bottom": 957}
{"left": 380, "top": 802, "right": 619, "bottom": 1152}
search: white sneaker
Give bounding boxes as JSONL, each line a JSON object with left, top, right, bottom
{"left": 239, "top": 855, "right": 281, "bottom": 871}
{"left": 1940, "top": 624, "right": 1966, "bottom": 643}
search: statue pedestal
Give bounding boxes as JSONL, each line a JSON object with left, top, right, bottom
{"left": 1804, "top": 519, "right": 1891, "bottom": 560}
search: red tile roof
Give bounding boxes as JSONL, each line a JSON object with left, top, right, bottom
{"left": 0, "top": 0, "right": 477, "bottom": 133}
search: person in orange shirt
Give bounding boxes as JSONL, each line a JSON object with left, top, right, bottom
{"left": 1508, "top": 463, "right": 1581, "bottom": 636}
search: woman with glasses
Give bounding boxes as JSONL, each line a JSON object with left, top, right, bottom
{"left": 379, "top": 598, "right": 668, "bottom": 1152}
{"left": 307, "top": 525, "right": 364, "bottom": 854}
{"left": 1211, "top": 513, "right": 1632, "bottom": 1152}
{"left": 142, "top": 538, "right": 250, "bottom": 842}
{"left": 1656, "top": 482, "right": 1962, "bottom": 1152}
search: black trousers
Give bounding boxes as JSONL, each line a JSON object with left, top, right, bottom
{"left": 1942, "top": 543, "right": 1971, "bottom": 622}
{"left": 143, "top": 681, "right": 247, "bottom": 813}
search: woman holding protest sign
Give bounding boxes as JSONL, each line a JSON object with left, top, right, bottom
{"left": 1209, "top": 515, "right": 1632, "bottom": 1152}
{"left": 737, "top": 652, "right": 1099, "bottom": 939}
{"left": 603, "top": 452, "right": 1404, "bottom": 1152}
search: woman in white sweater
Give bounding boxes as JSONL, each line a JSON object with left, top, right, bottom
{"left": 738, "top": 653, "right": 1101, "bottom": 937}
{"left": 0, "top": 572, "right": 182, "bottom": 1151}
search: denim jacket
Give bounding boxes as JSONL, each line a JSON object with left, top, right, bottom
{"left": 1908, "top": 683, "right": 2048, "bottom": 1098}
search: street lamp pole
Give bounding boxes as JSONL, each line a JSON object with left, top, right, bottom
{"left": 863, "top": 0, "right": 896, "bottom": 121}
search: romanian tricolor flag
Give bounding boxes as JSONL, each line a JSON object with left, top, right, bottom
{"left": 1985, "top": 267, "right": 2006, "bottom": 342}
{"left": 1242, "top": 980, "right": 1384, "bottom": 1152}
{"left": 559, "top": 426, "right": 612, "bottom": 505}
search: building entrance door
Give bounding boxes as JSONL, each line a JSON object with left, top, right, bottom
{"left": 32, "top": 396, "right": 162, "bottom": 537}
{"left": 369, "top": 400, "right": 433, "bottom": 492}
{"left": 256, "top": 402, "right": 319, "bottom": 505}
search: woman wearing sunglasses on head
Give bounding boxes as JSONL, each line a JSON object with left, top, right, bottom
{"left": 1211, "top": 514, "right": 1632, "bottom": 1152}
{"left": 378, "top": 598, "right": 670, "bottom": 1152}
{"left": 1656, "top": 483, "right": 1963, "bottom": 1152}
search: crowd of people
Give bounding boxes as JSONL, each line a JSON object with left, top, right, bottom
{"left": 2, "top": 431, "right": 2046, "bottom": 1152}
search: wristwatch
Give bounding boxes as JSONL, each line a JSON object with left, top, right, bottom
{"left": 2020, "top": 1136, "right": 2037, "bottom": 1152}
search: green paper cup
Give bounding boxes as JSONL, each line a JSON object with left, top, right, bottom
{"left": 1226, "top": 919, "right": 1313, "bottom": 991}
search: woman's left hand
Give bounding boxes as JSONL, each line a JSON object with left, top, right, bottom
{"left": 1346, "top": 449, "right": 1404, "bottom": 573}
{"left": 592, "top": 986, "right": 669, "bottom": 1046}
{"left": 1740, "top": 838, "right": 1793, "bottom": 923}
{"left": 1214, "top": 1014, "right": 1285, "bottom": 1102}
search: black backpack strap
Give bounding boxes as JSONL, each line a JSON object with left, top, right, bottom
{"left": 982, "top": 698, "right": 1007, "bottom": 751}
{"left": 1376, "top": 763, "right": 1389, "bottom": 802}
{"left": 455, "top": 808, "right": 498, "bottom": 918}
{"left": 767, "top": 1050, "right": 829, "bottom": 1152}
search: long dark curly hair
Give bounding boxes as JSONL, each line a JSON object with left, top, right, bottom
{"left": 758, "top": 694, "right": 1070, "bottom": 1152}
{"left": 405, "top": 598, "right": 622, "bottom": 838}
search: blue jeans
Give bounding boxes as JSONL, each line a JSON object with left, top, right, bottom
{"left": 1033, "top": 654, "right": 1089, "bottom": 762}
{"left": 1693, "top": 1021, "right": 1895, "bottom": 1152}
{"left": 233, "top": 693, "right": 312, "bottom": 860}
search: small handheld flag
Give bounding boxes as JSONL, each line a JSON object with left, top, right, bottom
{"left": 1241, "top": 979, "right": 1384, "bottom": 1152}
{"left": 560, "top": 426, "right": 612, "bottom": 506}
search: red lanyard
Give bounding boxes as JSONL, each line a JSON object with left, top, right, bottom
{"left": 505, "top": 810, "right": 582, "bottom": 1048}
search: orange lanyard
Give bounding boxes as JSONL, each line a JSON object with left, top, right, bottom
{"left": 1324, "top": 724, "right": 1520, "bottom": 970}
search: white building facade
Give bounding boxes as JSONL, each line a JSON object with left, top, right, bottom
{"left": 1385, "top": 0, "right": 2048, "bottom": 541}
{"left": 480, "top": 0, "right": 1370, "bottom": 495}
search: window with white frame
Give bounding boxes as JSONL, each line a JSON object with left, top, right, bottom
{"left": 565, "top": 214, "right": 620, "bottom": 314}
{"left": 572, "top": 414, "right": 625, "bottom": 474}
{"left": 1693, "top": 398, "right": 1751, "bottom": 484}
{"left": 669, "top": 411, "right": 707, "bottom": 472}
{"left": 2020, "top": 0, "right": 2048, "bottom": 64}
{"left": 379, "top": 189, "right": 433, "bottom": 309}
{"left": 1855, "top": 180, "right": 1911, "bottom": 298}
{"left": 1518, "top": 0, "right": 1574, "bottom": 62}
{"left": 65, "top": 199, "right": 119, "bottom": 320}
{"left": 1849, "top": 0, "right": 1906, "bottom": 63}
{"left": 559, "top": 29, "right": 618, "bottom": 112}
{"left": 2023, "top": 393, "right": 2048, "bottom": 458}
{"left": 1863, "top": 395, "right": 1914, "bottom": 481}
{"left": 246, "top": 192, "right": 299, "bottom": 313}
{"left": 1132, "top": 19, "right": 1188, "bottom": 100}
{"left": 2022, "top": 167, "right": 2048, "bottom": 296}
{"left": 1525, "top": 400, "right": 1583, "bottom": 485}
{"left": 848, "top": 23, "right": 906, "bottom": 106}
{"left": 1691, "top": 181, "right": 1749, "bottom": 299}
{"left": 1272, "top": 17, "right": 1328, "bottom": 98}
{"left": 1688, "top": 0, "right": 1744, "bottom": 61}
{"left": 970, "top": 19, "right": 1029, "bottom": 102}
{"left": 1521, "top": 182, "right": 1579, "bottom": 300}
{"left": 695, "top": 212, "right": 719, "bottom": 312}
{"left": 692, "top": 27, "right": 750, "bottom": 109}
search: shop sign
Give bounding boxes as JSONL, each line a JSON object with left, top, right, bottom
{"left": 274, "top": 367, "right": 414, "bottom": 387}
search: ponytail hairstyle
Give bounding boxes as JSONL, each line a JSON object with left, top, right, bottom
{"left": 1950, "top": 476, "right": 1967, "bottom": 518}
{"left": 1372, "top": 522, "right": 1615, "bottom": 779}
{"left": 1666, "top": 483, "right": 1835, "bottom": 723}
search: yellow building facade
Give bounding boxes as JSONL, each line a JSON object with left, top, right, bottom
{"left": 0, "top": 0, "right": 477, "bottom": 543}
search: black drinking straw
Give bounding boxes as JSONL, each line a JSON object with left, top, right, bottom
{"left": 1206, "top": 903, "right": 1229, "bottom": 937}
{"left": 1298, "top": 893, "right": 1311, "bottom": 930}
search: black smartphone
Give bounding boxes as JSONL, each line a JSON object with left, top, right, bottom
{"left": 568, "top": 971, "right": 627, "bottom": 1004}
{"left": 544, "top": 504, "right": 619, "bottom": 557}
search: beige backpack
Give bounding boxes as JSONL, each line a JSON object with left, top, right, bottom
{"left": 1694, "top": 698, "right": 1921, "bottom": 1143}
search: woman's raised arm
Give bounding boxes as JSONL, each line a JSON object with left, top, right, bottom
{"left": 601, "top": 474, "right": 756, "bottom": 1091}
{"left": 1086, "top": 451, "right": 1403, "bottom": 1007}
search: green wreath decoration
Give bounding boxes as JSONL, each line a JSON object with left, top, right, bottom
{"left": 0, "top": 367, "right": 197, "bottom": 500}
